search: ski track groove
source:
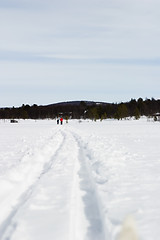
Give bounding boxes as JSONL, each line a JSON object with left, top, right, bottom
{"left": 71, "top": 131, "right": 106, "bottom": 240}
{"left": 0, "top": 128, "right": 107, "bottom": 240}
{"left": 0, "top": 129, "right": 66, "bottom": 240}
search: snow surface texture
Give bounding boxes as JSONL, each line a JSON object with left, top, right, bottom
{"left": 0, "top": 118, "right": 160, "bottom": 240}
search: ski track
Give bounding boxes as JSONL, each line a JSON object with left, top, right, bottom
{"left": 0, "top": 129, "right": 66, "bottom": 240}
{"left": 0, "top": 128, "right": 107, "bottom": 240}
{"left": 72, "top": 132, "right": 106, "bottom": 240}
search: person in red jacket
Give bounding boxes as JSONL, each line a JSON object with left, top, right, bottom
{"left": 60, "top": 117, "right": 63, "bottom": 125}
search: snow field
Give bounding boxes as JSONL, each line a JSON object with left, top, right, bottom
{"left": 0, "top": 119, "right": 160, "bottom": 240}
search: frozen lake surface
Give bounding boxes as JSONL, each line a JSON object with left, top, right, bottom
{"left": 0, "top": 118, "right": 160, "bottom": 240}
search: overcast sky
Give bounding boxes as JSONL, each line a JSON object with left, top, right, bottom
{"left": 0, "top": 0, "right": 160, "bottom": 107}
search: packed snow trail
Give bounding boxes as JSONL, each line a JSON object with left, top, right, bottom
{"left": 72, "top": 132, "right": 106, "bottom": 240}
{"left": 0, "top": 127, "right": 106, "bottom": 240}
{"left": 0, "top": 128, "right": 65, "bottom": 240}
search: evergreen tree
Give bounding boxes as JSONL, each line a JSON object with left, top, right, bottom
{"left": 134, "top": 107, "right": 140, "bottom": 120}
{"left": 115, "top": 103, "right": 129, "bottom": 120}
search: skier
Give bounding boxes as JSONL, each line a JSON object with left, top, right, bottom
{"left": 57, "top": 118, "right": 59, "bottom": 124}
{"left": 60, "top": 117, "right": 63, "bottom": 125}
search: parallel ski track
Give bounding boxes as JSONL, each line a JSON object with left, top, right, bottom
{"left": 0, "top": 128, "right": 107, "bottom": 240}
{"left": 0, "top": 129, "right": 66, "bottom": 240}
{"left": 71, "top": 131, "right": 106, "bottom": 240}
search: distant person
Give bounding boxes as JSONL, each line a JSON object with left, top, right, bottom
{"left": 60, "top": 117, "right": 63, "bottom": 125}
{"left": 57, "top": 118, "right": 59, "bottom": 124}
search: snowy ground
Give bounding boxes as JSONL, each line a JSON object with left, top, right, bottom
{"left": 0, "top": 118, "right": 160, "bottom": 240}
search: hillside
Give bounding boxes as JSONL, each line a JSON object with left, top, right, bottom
{"left": 0, "top": 98, "right": 160, "bottom": 120}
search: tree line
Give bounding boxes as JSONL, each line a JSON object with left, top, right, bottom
{"left": 0, "top": 98, "right": 160, "bottom": 120}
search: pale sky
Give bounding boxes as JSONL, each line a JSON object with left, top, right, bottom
{"left": 0, "top": 0, "right": 160, "bottom": 107}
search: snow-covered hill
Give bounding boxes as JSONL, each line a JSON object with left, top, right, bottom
{"left": 0, "top": 119, "right": 159, "bottom": 240}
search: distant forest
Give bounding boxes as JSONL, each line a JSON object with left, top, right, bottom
{"left": 0, "top": 98, "right": 160, "bottom": 121}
